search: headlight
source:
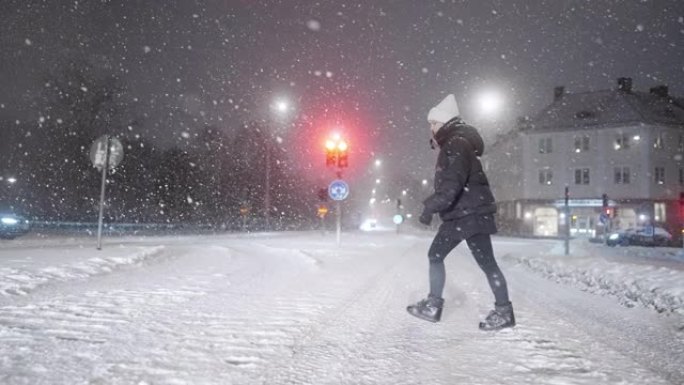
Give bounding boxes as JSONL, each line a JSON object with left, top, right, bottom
{"left": 608, "top": 233, "right": 620, "bottom": 240}
{"left": 1, "top": 217, "right": 19, "bottom": 225}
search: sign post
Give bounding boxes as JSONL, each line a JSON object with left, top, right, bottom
{"left": 90, "top": 135, "right": 124, "bottom": 250}
{"left": 328, "top": 179, "right": 349, "bottom": 247}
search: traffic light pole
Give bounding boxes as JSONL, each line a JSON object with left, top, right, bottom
{"left": 336, "top": 200, "right": 341, "bottom": 247}
{"left": 564, "top": 186, "right": 570, "bottom": 256}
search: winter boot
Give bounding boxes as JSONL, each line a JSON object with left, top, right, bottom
{"left": 407, "top": 295, "right": 444, "bottom": 323}
{"left": 479, "top": 301, "right": 515, "bottom": 331}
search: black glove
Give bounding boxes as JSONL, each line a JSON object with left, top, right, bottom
{"left": 419, "top": 211, "right": 433, "bottom": 226}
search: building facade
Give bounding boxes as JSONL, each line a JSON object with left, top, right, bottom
{"left": 484, "top": 78, "right": 684, "bottom": 241}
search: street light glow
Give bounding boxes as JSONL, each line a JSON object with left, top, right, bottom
{"left": 375, "top": 159, "right": 382, "bottom": 167}
{"left": 7, "top": 177, "right": 17, "bottom": 184}
{"left": 477, "top": 90, "right": 504, "bottom": 115}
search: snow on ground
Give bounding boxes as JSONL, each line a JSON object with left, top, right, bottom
{"left": 0, "top": 231, "right": 682, "bottom": 384}
{"left": 503, "top": 238, "right": 684, "bottom": 316}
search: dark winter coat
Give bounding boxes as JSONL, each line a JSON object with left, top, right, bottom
{"left": 422, "top": 117, "right": 497, "bottom": 237}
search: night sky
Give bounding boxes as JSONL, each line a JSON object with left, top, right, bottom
{"left": 2, "top": 0, "right": 683, "bottom": 184}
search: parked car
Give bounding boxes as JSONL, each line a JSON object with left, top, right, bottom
{"left": 606, "top": 226, "right": 672, "bottom": 247}
{"left": 0, "top": 212, "right": 31, "bottom": 239}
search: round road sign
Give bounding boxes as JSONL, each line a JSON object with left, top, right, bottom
{"left": 328, "top": 180, "right": 350, "bottom": 201}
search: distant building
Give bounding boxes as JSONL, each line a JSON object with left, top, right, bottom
{"left": 484, "top": 77, "right": 684, "bottom": 241}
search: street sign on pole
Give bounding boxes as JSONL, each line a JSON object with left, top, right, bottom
{"left": 90, "top": 135, "right": 124, "bottom": 170}
{"left": 328, "top": 180, "right": 349, "bottom": 201}
{"left": 328, "top": 180, "right": 349, "bottom": 247}
{"left": 90, "top": 135, "right": 124, "bottom": 250}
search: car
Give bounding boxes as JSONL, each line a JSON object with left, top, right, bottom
{"left": 606, "top": 226, "right": 672, "bottom": 247}
{"left": 0, "top": 212, "right": 31, "bottom": 239}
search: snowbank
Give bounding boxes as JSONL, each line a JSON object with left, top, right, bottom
{"left": 0, "top": 245, "right": 165, "bottom": 296}
{"left": 503, "top": 240, "right": 684, "bottom": 316}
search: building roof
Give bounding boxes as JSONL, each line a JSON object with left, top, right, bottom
{"left": 525, "top": 82, "right": 684, "bottom": 132}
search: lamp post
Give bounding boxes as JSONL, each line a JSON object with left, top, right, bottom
{"left": 266, "top": 97, "right": 293, "bottom": 231}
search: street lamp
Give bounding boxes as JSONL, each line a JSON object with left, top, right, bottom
{"left": 476, "top": 89, "right": 504, "bottom": 117}
{"left": 265, "top": 96, "right": 294, "bottom": 230}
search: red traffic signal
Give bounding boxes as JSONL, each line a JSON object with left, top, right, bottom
{"left": 324, "top": 135, "right": 349, "bottom": 168}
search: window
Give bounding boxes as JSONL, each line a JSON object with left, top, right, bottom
{"left": 539, "top": 169, "right": 553, "bottom": 185}
{"left": 653, "top": 132, "right": 664, "bottom": 150}
{"left": 538, "top": 137, "right": 552, "bottom": 154}
{"left": 573, "top": 134, "right": 590, "bottom": 153}
{"left": 614, "top": 167, "right": 630, "bottom": 184}
{"left": 614, "top": 133, "right": 630, "bottom": 150}
{"left": 654, "top": 202, "right": 666, "bottom": 222}
{"left": 654, "top": 167, "right": 665, "bottom": 185}
{"left": 574, "top": 168, "right": 590, "bottom": 185}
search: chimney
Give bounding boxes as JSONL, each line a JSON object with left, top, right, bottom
{"left": 554, "top": 86, "right": 565, "bottom": 101}
{"left": 617, "top": 77, "right": 633, "bottom": 93}
{"left": 649, "top": 85, "right": 669, "bottom": 98}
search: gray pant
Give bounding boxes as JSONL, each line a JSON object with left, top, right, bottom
{"left": 428, "top": 232, "right": 510, "bottom": 306}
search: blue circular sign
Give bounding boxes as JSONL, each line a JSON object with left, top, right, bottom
{"left": 328, "top": 180, "right": 350, "bottom": 201}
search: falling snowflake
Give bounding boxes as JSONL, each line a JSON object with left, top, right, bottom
{"left": 80, "top": 86, "right": 88, "bottom": 92}
{"left": 144, "top": 46, "right": 151, "bottom": 53}
{"left": 636, "top": 24, "right": 644, "bottom": 32}
{"left": 306, "top": 20, "right": 321, "bottom": 31}
{"left": 181, "top": 132, "right": 190, "bottom": 139}
{"left": 24, "top": 38, "right": 32, "bottom": 46}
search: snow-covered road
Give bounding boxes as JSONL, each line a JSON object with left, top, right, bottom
{"left": 0, "top": 232, "right": 682, "bottom": 384}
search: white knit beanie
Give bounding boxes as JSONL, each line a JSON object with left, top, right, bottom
{"left": 427, "top": 94, "right": 460, "bottom": 124}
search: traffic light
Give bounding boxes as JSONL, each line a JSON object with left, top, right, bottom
{"left": 338, "top": 149, "right": 348, "bottom": 168}
{"left": 604, "top": 207, "right": 613, "bottom": 217}
{"left": 324, "top": 136, "right": 348, "bottom": 168}
{"left": 602, "top": 193, "right": 608, "bottom": 209}
{"left": 326, "top": 151, "right": 337, "bottom": 167}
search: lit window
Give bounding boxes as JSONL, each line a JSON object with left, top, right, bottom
{"left": 654, "top": 202, "right": 666, "bottom": 222}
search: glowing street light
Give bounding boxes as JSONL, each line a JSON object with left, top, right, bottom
{"left": 477, "top": 89, "right": 504, "bottom": 116}
{"left": 374, "top": 159, "right": 382, "bottom": 167}
{"left": 6, "top": 177, "right": 16, "bottom": 184}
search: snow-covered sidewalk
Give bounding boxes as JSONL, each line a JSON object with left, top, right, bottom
{"left": 501, "top": 237, "right": 684, "bottom": 316}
